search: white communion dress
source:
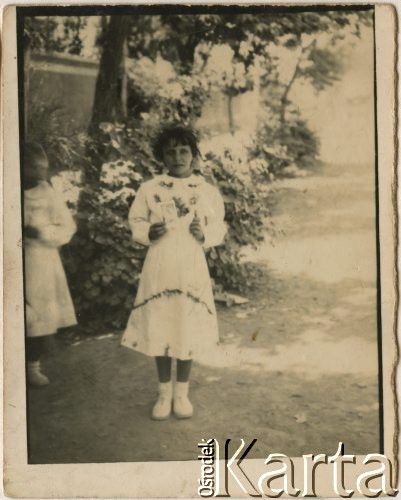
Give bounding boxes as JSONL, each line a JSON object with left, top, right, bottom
{"left": 24, "top": 181, "right": 77, "bottom": 337}
{"left": 121, "top": 174, "right": 227, "bottom": 360}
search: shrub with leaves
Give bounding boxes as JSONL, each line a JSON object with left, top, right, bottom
{"left": 249, "top": 111, "right": 321, "bottom": 180}
{"left": 63, "top": 123, "right": 159, "bottom": 330}
{"left": 27, "top": 99, "right": 88, "bottom": 174}
{"left": 203, "top": 145, "right": 275, "bottom": 294}
{"left": 64, "top": 176, "right": 142, "bottom": 331}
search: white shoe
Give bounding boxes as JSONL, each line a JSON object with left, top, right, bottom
{"left": 152, "top": 381, "right": 173, "bottom": 420}
{"left": 173, "top": 382, "right": 193, "bottom": 419}
{"left": 27, "top": 361, "right": 49, "bottom": 386}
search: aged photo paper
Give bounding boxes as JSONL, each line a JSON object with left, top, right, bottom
{"left": 2, "top": 2, "right": 398, "bottom": 498}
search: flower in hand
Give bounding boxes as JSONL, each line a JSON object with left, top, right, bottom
{"left": 189, "top": 212, "right": 205, "bottom": 244}
{"left": 24, "top": 225, "right": 40, "bottom": 239}
{"left": 149, "top": 221, "right": 167, "bottom": 242}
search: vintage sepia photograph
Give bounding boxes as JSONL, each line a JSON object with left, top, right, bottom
{"left": 2, "top": 2, "right": 398, "bottom": 497}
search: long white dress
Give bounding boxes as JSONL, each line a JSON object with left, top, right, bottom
{"left": 24, "top": 181, "right": 77, "bottom": 337}
{"left": 121, "top": 173, "right": 226, "bottom": 360}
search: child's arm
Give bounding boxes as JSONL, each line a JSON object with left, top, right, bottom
{"left": 128, "top": 184, "right": 152, "bottom": 246}
{"left": 38, "top": 190, "right": 76, "bottom": 248}
{"left": 202, "top": 186, "right": 227, "bottom": 249}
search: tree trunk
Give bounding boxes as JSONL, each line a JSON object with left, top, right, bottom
{"left": 279, "top": 61, "right": 299, "bottom": 124}
{"left": 88, "top": 16, "right": 131, "bottom": 135}
{"left": 279, "top": 40, "right": 316, "bottom": 124}
{"left": 227, "top": 94, "right": 235, "bottom": 135}
{"left": 84, "top": 16, "right": 131, "bottom": 184}
{"left": 24, "top": 44, "right": 31, "bottom": 135}
{"left": 121, "top": 39, "right": 128, "bottom": 118}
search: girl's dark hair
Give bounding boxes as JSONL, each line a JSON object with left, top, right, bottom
{"left": 23, "top": 142, "right": 47, "bottom": 169}
{"left": 152, "top": 124, "right": 201, "bottom": 162}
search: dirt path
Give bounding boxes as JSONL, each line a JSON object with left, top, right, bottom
{"left": 28, "top": 162, "right": 380, "bottom": 463}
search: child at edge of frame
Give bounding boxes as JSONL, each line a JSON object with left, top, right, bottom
{"left": 121, "top": 123, "right": 227, "bottom": 420}
{"left": 23, "top": 142, "right": 77, "bottom": 386}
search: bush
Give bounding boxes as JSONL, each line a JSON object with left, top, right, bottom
{"left": 249, "top": 112, "right": 321, "bottom": 180}
{"left": 64, "top": 179, "right": 144, "bottom": 331}
{"left": 203, "top": 147, "right": 274, "bottom": 293}
{"left": 63, "top": 123, "right": 159, "bottom": 330}
{"left": 26, "top": 99, "right": 87, "bottom": 174}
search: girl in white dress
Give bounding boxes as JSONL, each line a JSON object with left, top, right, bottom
{"left": 23, "top": 142, "right": 77, "bottom": 386}
{"left": 121, "top": 125, "right": 226, "bottom": 420}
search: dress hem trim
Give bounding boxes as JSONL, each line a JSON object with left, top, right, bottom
{"left": 132, "top": 288, "right": 214, "bottom": 315}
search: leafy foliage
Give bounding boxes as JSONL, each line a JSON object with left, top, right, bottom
{"left": 249, "top": 112, "right": 321, "bottom": 178}
{"left": 26, "top": 99, "right": 88, "bottom": 174}
{"left": 301, "top": 47, "right": 343, "bottom": 91}
{"left": 203, "top": 148, "right": 275, "bottom": 294}
{"left": 126, "top": 58, "right": 208, "bottom": 124}
{"left": 63, "top": 123, "right": 159, "bottom": 329}
{"left": 24, "top": 16, "right": 87, "bottom": 55}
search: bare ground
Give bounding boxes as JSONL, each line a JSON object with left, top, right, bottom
{"left": 27, "top": 162, "right": 381, "bottom": 463}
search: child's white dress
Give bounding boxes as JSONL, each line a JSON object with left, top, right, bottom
{"left": 121, "top": 174, "right": 226, "bottom": 360}
{"left": 24, "top": 181, "right": 77, "bottom": 337}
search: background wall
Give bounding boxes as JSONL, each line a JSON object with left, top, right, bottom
{"left": 29, "top": 53, "right": 98, "bottom": 132}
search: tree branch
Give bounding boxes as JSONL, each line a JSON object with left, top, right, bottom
{"left": 279, "top": 39, "right": 316, "bottom": 124}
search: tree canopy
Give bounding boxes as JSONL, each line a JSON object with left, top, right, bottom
{"left": 25, "top": 10, "right": 372, "bottom": 133}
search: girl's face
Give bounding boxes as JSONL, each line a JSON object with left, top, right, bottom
{"left": 24, "top": 157, "right": 49, "bottom": 188}
{"left": 162, "top": 140, "right": 193, "bottom": 178}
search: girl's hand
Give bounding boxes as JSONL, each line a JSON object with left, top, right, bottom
{"left": 149, "top": 221, "right": 167, "bottom": 242}
{"left": 24, "top": 225, "right": 40, "bottom": 239}
{"left": 189, "top": 214, "right": 205, "bottom": 244}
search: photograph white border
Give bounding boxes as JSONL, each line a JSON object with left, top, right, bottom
{"left": 2, "top": 3, "right": 398, "bottom": 497}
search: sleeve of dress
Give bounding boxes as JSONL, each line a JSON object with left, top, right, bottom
{"left": 39, "top": 189, "right": 76, "bottom": 248}
{"left": 202, "top": 186, "right": 227, "bottom": 249}
{"left": 128, "top": 184, "right": 152, "bottom": 246}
